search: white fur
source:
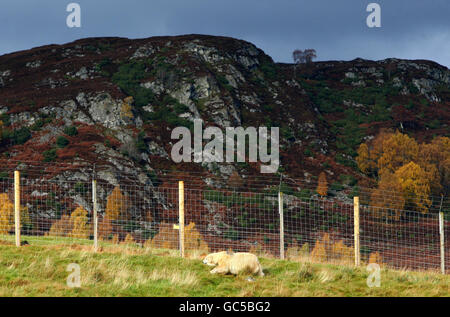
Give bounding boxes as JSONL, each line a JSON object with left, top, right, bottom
{"left": 203, "top": 251, "right": 264, "bottom": 276}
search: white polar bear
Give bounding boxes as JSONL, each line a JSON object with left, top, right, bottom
{"left": 203, "top": 251, "right": 264, "bottom": 276}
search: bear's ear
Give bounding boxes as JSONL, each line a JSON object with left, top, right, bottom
{"left": 226, "top": 250, "right": 233, "bottom": 255}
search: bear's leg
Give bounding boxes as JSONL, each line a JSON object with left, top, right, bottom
{"left": 255, "top": 264, "right": 264, "bottom": 276}
{"left": 210, "top": 265, "right": 229, "bottom": 274}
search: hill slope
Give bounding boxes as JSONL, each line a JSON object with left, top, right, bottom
{"left": 0, "top": 34, "right": 448, "bottom": 185}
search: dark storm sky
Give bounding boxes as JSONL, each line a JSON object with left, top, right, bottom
{"left": 1, "top": 0, "right": 449, "bottom": 67}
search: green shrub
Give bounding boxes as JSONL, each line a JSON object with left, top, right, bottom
{"left": 216, "top": 74, "right": 233, "bottom": 91}
{"left": 112, "top": 60, "right": 156, "bottom": 107}
{"left": 407, "top": 83, "right": 419, "bottom": 94}
{"left": 95, "top": 58, "right": 113, "bottom": 77}
{"left": 31, "top": 119, "right": 45, "bottom": 131}
{"left": 0, "top": 114, "right": 11, "bottom": 126}
{"left": 281, "top": 126, "right": 295, "bottom": 141}
{"left": 330, "top": 182, "right": 344, "bottom": 192}
{"left": 348, "top": 186, "right": 359, "bottom": 199}
{"left": 339, "top": 174, "right": 357, "bottom": 187}
{"left": 43, "top": 149, "right": 57, "bottom": 162}
{"left": 368, "top": 103, "right": 392, "bottom": 122}
{"left": 0, "top": 171, "right": 9, "bottom": 181}
{"left": 56, "top": 136, "right": 69, "bottom": 148}
{"left": 12, "top": 127, "right": 31, "bottom": 145}
{"left": 64, "top": 126, "right": 78, "bottom": 136}
{"left": 335, "top": 154, "right": 356, "bottom": 168}
{"left": 260, "top": 60, "right": 277, "bottom": 80}
{"left": 425, "top": 119, "right": 441, "bottom": 129}
{"left": 136, "top": 131, "right": 147, "bottom": 153}
{"left": 304, "top": 147, "right": 313, "bottom": 157}
{"left": 74, "top": 182, "right": 87, "bottom": 194}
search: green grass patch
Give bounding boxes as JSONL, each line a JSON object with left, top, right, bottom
{"left": 0, "top": 235, "right": 448, "bottom": 297}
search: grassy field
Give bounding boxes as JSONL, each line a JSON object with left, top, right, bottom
{"left": 0, "top": 236, "right": 449, "bottom": 297}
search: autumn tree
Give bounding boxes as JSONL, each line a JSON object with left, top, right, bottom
{"left": 394, "top": 162, "right": 431, "bottom": 214}
{"left": 377, "top": 131, "right": 419, "bottom": 176}
{"left": 100, "top": 186, "right": 130, "bottom": 239}
{"left": 0, "top": 193, "right": 14, "bottom": 234}
{"left": 48, "top": 215, "right": 71, "bottom": 237}
{"left": 98, "top": 216, "right": 113, "bottom": 240}
{"left": 184, "top": 222, "right": 209, "bottom": 252}
{"left": 417, "top": 136, "right": 450, "bottom": 195}
{"left": 149, "top": 222, "right": 208, "bottom": 252}
{"left": 227, "top": 171, "right": 244, "bottom": 190}
{"left": 369, "top": 161, "right": 432, "bottom": 218}
{"left": 316, "top": 172, "right": 328, "bottom": 196}
{"left": 0, "top": 193, "right": 30, "bottom": 234}
{"left": 311, "top": 233, "right": 353, "bottom": 264}
{"left": 121, "top": 233, "right": 135, "bottom": 245}
{"left": 370, "top": 172, "right": 405, "bottom": 220}
{"left": 368, "top": 252, "right": 383, "bottom": 266}
{"left": 358, "top": 131, "right": 447, "bottom": 215}
{"left": 105, "top": 186, "right": 130, "bottom": 221}
{"left": 121, "top": 96, "right": 134, "bottom": 120}
{"left": 70, "top": 206, "right": 90, "bottom": 239}
{"left": 356, "top": 143, "right": 372, "bottom": 175}
{"left": 356, "top": 130, "right": 393, "bottom": 177}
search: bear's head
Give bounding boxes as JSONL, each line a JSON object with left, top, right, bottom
{"left": 202, "top": 251, "right": 231, "bottom": 266}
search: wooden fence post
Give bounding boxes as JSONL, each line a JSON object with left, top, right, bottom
{"left": 439, "top": 195, "right": 445, "bottom": 274}
{"left": 92, "top": 179, "right": 98, "bottom": 252}
{"left": 439, "top": 211, "right": 445, "bottom": 274}
{"left": 179, "top": 181, "right": 185, "bottom": 258}
{"left": 14, "top": 171, "right": 21, "bottom": 247}
{"left": 279, "top": 192, "right": 284, "bottom": 259}
{"left": 353, "top": 196, "right": 360, "bottom": 266}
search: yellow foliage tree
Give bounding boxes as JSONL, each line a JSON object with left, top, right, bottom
{"left": 121, "top": 96, "right": 134, "bottom": 120}
{"left": 368, "top": 251, "right": 383, "bottom": 266}
{"left": 185, "top": 222, "right": 209, "bottom": 252}
{"left": 70, "top": 206, "right": 90, "bottom": 239}
{"left": 358, "top": 131, "right": 449, "bottom": 214}
{"left": 310, "top": 233, "right": 353, "bottom": 264}
{"left": 356, "top": 130, "right": 393, "bottom": 176}
{"left": 49, "top": 206, "right": 90, "bottom": 239}
{"left": 310, "top": 236, "right": 327, "bottom": 262}
{"left": 316, "top": 172, "right": 328, "bottom": 196}
{"left": 370, "top": 172, "right": 406, "bottom": 220}
{"left": 356, "top": 143, "right": 372, "bottom": 174}
{"left": 285, "top": 243, "right": 310, "bottom": 261}
{"left": 98, "top": 217, "right": 113, "bottom": 240}
{"left": 105, "top": 186, "right": 130, "bottom": 222}
{"left": 100, "top": 186, "right": 130, "bottom": 239}
{"left": 331, "top": 240, "right": 353, "bottom": 263}
{"left": 111, "top": 234, "right": 119, "bottom": 244}
{"left": 418, "top": 136, "right": 450, "bottom": 195}
{"left": 48, "top": 215, "right": 72, "bottom": 237}
{"left": 0, "top": 193, "right": 31, "bottom": 235}
{"left": 150, "top": 222, "right": 208, "bottom": 251}
{"left": 121, "top": 233, "right": 135, "bottom": 245}
{"left": 150, "top": 222, "right": 178, "bottom": 249}
{"left": 394, "top": 162, "right": 431, "bottom": 214}
{"left": 0, "top": 193, "right": 14, "bottom": 234}
{"left": 377, "top": 131, "right": 419, "bottom": 176}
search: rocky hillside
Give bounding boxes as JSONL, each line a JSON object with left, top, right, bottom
{"left": 0, "top": 34, "right": 449, "bottom": 189}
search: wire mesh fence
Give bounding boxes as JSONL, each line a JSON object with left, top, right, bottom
{"left": 0, "top": 164, "right": 448, "bottom": 274}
